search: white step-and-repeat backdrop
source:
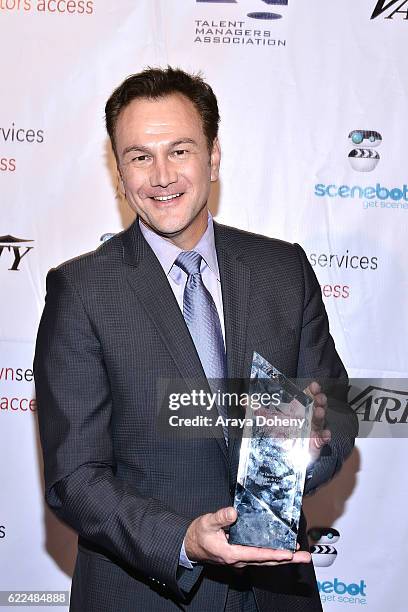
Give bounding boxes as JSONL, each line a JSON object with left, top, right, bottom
{"left": 1, "top": 1, "right": 407, "bottom": 610}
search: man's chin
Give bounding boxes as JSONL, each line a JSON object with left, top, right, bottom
{"left": 141, "top": 212, "right": 206, "bottom": 237}
{"left": 138, "top": 206, "right": 208, "bottom": 245}
{"left": 139, "top": 217, "right": 184, "bottom": 236}
{"left": 140, "top": 220, "right": 196, "bottom": 244}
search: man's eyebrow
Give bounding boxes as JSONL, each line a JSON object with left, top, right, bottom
{"left": 121, "top": 144, "right": 150, "bottom": 157}
{"left": 121, "top": 138, "right": 198, "bottom": 157}
{"left": 170, "top": 138, "right": 198, "bottom": 148}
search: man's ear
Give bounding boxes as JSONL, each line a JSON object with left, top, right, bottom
{"left": 210, "top": 137, "right": 221, "bottom": 182}
{"left": 117, "top": 171, "right": 126, "bottom": 198}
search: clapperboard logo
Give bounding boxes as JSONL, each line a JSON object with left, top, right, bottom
{"left": 348, "top": 130, "right": 382, "bottom": 173}
{"left": 308, "top": 527, "right": 340, "bottom": 567}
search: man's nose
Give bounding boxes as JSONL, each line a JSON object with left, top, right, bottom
{"left": 149, "top": 156, "right": 177, "bottom": 188}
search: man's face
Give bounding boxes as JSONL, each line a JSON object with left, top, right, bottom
{"left": 114, "top": 93, "right": 220, "bottom": 248}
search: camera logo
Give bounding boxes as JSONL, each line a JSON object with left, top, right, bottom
{"left": 308, "top": 527, "right": 340, "bottom": 567}
{"left": 348, "top": 130, "right": 382, "bottom": 172}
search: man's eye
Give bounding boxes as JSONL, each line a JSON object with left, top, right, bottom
{"left": 172, "top": 149, "right": 188, "bottom": 157}
{"left": 132, "top": 154, "right": 150, "bottom": 163}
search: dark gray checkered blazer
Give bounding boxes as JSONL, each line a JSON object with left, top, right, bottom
{"left": 34, "top": 221, "right": 357, "bottom": 612}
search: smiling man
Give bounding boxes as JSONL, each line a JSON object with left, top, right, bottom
{"left": 34, "top": 67, "right": 357, "bottom": 612}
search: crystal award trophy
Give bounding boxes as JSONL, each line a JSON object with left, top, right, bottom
{"left": 228, "top": 352, "right": 313, "bottom": 551}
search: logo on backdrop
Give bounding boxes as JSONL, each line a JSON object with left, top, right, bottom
{"left": 0, "top": 1, "right": 94, "bottom": 15}
{"left": 371, "top": 0, "right": 408, "bottom": 19}
{"left": 348, "top": 130, "right": 382, "bottom": 172}
{"left": 0, "top": 124, "right": 44, "bottom": 145}
{"left": 0, "top": 157, "right": 15, "bottom": 172}
{"left": 314, "top": 128, "right": 408, "bottom": 211}
{"left": 0, "top": 367, "right": 34, "bottom": 383}
{"left": 194, "top": 0, "right": 287, "bottom": 46}
{"left": 315, "top": 181, "right": 408, "bottom": 211}
{"left": 1, "top": 123, "right": 45, "bottom": 172}
{"left": 307, "top": 250, "right": 378, "bottom": 300}
{"left": 197, "top": 0, "right": 288, "bottom": 20}
{"left": 0, "top": 366, "right": 37, "bottom": 413}
{"left": 318, "top": 578, "right": 367, "bottom": 606}
{"left": 308, "top": 527, "right": 340, "bottom": 567}
{"left": 100, "top": 233, "right": 115, "bottom": 243}
{"left": 0, "top": 235, "right": 34, "bottom": 271}
{"left": 308, "top": 251, "right": 378, "bottom": 271}
{"left": 350, "top": 385, "right": 408, "bottom": 424}
{"left": 309, "top": 528, "right": 368, "bottom": 606}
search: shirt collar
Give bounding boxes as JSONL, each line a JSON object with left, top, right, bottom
{"left": 139, "top": 218, "right": 180, "bottom": 276}
{"left": 139, "top": 212, "right": 220, "bottom": 281}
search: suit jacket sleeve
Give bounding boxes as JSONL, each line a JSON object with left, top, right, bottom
{"left": 34, "top": 268, "right": 202, "bottom": 600}
{"left": 293, "top": 244, "right": 358, "bottom": 495}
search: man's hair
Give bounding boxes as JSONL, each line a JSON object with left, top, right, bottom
{"left": 105, "top": 66, "right": 220, "bottom": 156}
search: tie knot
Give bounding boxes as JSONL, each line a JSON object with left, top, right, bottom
{"left": 175, "top": 251, "right": 202, "bottom": 276}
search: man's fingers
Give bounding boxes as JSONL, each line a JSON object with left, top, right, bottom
{"left": 252, "top": 551, "right": 312, "bottom": 567}
{"left": 226, "top": 544, "right": 294, "bottom": 564}
{"left": 315, "top": 429, "right": 331, "bottom": 447}
{"left": 187, "top": 508, "right": 312, "bottom": 568}
{"left": 305, "top": 383, "right": 327, "bottom": 409}
{"left": 280, "top": 550, "right": 311, "bottom": 564}
{"left": 312, "top": 405, "right": 326, "bottom": 424}
{"left": 313, "top": 393, "right": 327, "bottom": 408}
{"left": 310, "top": 428, "right": 331, "bottom": 447}
{"left": 233, "top": 550, "right": 312, "bottom": 568}
{"left": 304, "top": 381, "right": 321, "bottom": 397}
{"left": 206, "top": 507, "right": 237, "bottom": 531}
{"left": 309, "top": 428, "right": 331, "bottom": 459}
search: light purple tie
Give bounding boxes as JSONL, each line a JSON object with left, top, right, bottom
{"left": 175, "top": 251, "right": 228, "bottom": 441}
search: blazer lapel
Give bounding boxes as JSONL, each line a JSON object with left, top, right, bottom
{"left": 215, "top": 249, "right": 251, "bottom": 381}
{"left": 122, "top": 220, "right": 229, "bottom": 462}
{"left": 214, "top": 223, "right": 251, "bottom": 464}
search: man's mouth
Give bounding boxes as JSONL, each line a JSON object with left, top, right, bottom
{"left": 152, "top": 193, "right": 182, "bottom": 202}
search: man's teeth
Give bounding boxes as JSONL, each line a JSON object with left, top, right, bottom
{"left": 153, "top": 193, "right": 181, "bottom": 201}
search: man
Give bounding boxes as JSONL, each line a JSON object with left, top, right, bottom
{"left": 34, "top": 67, "right": 358, "bottom": 611}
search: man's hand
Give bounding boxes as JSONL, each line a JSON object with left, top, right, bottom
{"left": 184, "top": 507, "right": 311, "bottom": 568}
{"left": 305, "top": 381, "right": 331, "bottom": 463}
